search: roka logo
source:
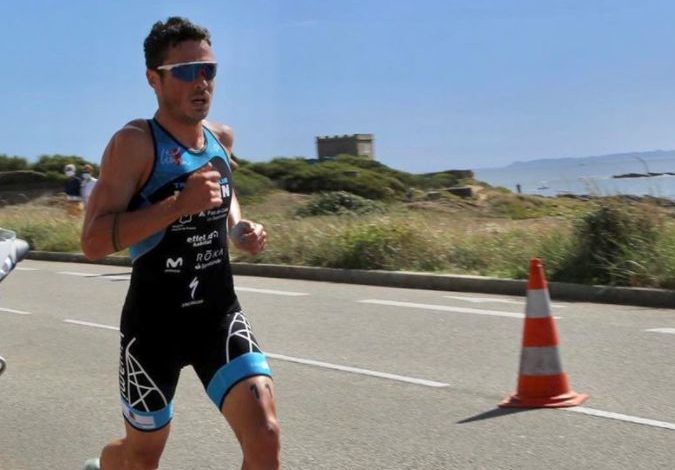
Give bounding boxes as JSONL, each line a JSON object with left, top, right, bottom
{"left": 194, "top": 247, "right": 225, "bottom": 271}
{"left": 196, "top": 248, "right": 224, "bottom": 263}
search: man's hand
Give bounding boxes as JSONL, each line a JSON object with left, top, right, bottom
{"left": 176, "top": 163, "right": 223, "bottom": 215}
{"left": 230, "top": 220, "right": 267, "bottom": 255}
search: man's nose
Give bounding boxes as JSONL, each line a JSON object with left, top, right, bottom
{"left": 194, "top": 70, "right": 209, "bottom": 88}
{"left": 194, "top": 76, "right": 208, "bottom": 90}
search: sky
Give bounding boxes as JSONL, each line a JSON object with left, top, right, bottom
{"left": 4, "top": 0, "right": 675, "bottom": 173}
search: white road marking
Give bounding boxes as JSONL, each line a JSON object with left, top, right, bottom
{"left": 99, "top": 275, "right": 131, "bottom": 281}
{"left": 15, "top": 267, "right": 39, "bottom": 271}
{"left": 236, "top": 287, "right": 309, "bottom": 297}
{"left": 266, "top": 353, "right": 448, "bottom": 388}
{"left": 62, "top": 319, "right": 445, "bottom": 388}
{"left": 0, "top": 307, "right": 31, "bottom": 315}
{"left": 645, "top": 328, "right": 675, "bottom": 335}
{"left": 566, "top": 406, "right": 675, "bottom": 431}
{"left": 359, "top": 299, "right": 524, "bottom": 319}
{"left": 60, "top": 318, "right": 675, "bottom": 429}
{"left": 444, "top": 295, "right": 566, "bottom": 308}
{"left": 64, "top": 319, "right": 120, "bottom": 331}
{"left": 58, "top": 271, "right": 130, "bottom": 281}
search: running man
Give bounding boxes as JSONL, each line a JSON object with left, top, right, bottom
{"left": 81, "top": 17, "right": 280, "bottom": 469}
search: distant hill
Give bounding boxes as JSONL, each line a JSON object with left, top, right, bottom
{"left": 505, "top": 150, "right": 675, "bottom": 170}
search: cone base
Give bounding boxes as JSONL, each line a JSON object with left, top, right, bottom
{"left": 499, "top": 390, "right": 588, "bottom": 408}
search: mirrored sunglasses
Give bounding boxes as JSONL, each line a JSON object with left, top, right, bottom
{"left": 156, "top": 61, "right": 217, "bottom": 82}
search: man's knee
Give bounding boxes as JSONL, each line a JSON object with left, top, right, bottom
{"left": 241, "top": 418, "right": 281, "bottom": 467}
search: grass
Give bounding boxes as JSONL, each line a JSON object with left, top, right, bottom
{"left": 236, "top": 191, "right": 581, "bottom": 278}
{"left": 3, "top": 190, "right": 675, "bottom": 289}
{"left": 0, "top": 197, "right": 82, "bottom": 252}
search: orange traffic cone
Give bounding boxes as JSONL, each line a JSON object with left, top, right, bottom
{"left": 499, "top": 258, "right": 588, "bottom": 408}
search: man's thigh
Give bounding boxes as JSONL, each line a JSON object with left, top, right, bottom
{"left": 192, "top": 309, "right": 273, "bottom": 410}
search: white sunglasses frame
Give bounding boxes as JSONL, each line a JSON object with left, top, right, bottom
{"left": 155, "top": 60, "right": 218, "bottom": 72}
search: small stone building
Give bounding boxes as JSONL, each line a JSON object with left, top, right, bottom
{"left": 316, "top": 134, "right": 375, "bottom": 160}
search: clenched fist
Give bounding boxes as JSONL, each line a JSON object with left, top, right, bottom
{"left": 175, "top": 162, "right": 223, "bottom": 215}
{"left": 230, "top": 220, "right": 267, "bottom": 255}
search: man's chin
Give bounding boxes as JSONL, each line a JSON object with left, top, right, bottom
{"left": 192, "top": 108, "right": 210, "bottom": 121}
{"left": 181, "top": 109, "right": 209, "bottom": 124}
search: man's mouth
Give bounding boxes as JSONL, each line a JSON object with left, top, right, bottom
{"left": 191, "top": 96, "right": 209, "bottom": 106}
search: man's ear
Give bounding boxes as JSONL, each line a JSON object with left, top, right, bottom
{"left": 146, "top": 69, "right": 160, "bottom": 90}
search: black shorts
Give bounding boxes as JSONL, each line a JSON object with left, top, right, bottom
{"left": 118, "top": 303, "right": 272, "bottom": 431}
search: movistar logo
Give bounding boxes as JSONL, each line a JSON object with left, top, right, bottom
{"left": 164, "top": 257, "right": 183, "bottom": 273}
{"left": 166, "top": 257, "right": 183, "bottom": 269}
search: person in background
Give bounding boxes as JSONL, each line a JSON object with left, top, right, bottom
{"left": 64, "top": 163, "right": 82, "bottom": 201}
{"left": 80, "top": 164, "right": 98, "bottom": 207}
{"left": 64, "top": 163, "right": 83, "bottom": 216}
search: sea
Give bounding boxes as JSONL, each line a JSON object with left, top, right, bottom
{"left": 473, "top": 151, "right": 675, "bottom": 200}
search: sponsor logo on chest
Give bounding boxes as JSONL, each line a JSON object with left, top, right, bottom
{"left": 164, "top": 257, "right": 183, "bottom": 273}
{"left": 186, "top": 230, "right": 219, "bottom": 247}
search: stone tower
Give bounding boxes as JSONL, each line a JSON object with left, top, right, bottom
{"left": 316, "top": 134, "right": 375, "bottom": 160}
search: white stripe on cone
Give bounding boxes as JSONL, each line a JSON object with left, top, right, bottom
{"left": 525, "top": 289, "right": 552, "bottom": 318}
{"left": 519, "top": 346, "right": 564, "bottom": 375}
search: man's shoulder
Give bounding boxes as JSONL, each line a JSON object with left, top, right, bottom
{"left": 101, "top": 119, "right": 154, "bottom": 170}
{"left": 204, "top": 121, "right": 234, "bottom": 149}
{"left": 116, "top": 119, "right": 151, "bottom": 141}
{"left": 110, "top": 120, "right": 153, "bottom": 152}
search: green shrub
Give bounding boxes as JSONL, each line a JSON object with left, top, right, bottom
{"left": 248, "top": 157, "right": 309, "bottom": 181}
{"left": 333, "top": 155, "right": 472, "bottom": 189}
{"left": 31, "top": 154, "right": 98, "bottom": 174}
{"left": 296, "top": 191, "right": 385, "bottom": 217}
{"left": 304, "top": 163, "right": 405, "bottom": 199}
{"left": 232, "top": 167, "right": 275, "bottom": 202}
{"left": 653, "top": 226, "right": 675, "bottom": 289}
{"left": 551, "top": 203, "right": 659, "bottom": 285}
{"left": 249, "top": 157, "right": 406, "bottom": 200}
{"left": 334, "top": 154, "right": 419, "bottom": 186}
{"left": 309, "top": 220, "right": 445, "bottom": 270}
{"left": 0, "top": 170, "right": 46, "bottom": 184}
{"left": 0, "top": 155, "right": 29, "bottom": 171}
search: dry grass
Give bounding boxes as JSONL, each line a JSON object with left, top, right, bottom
{"left": 0, "top": 196, "right": 83, "bottom": 252}
{"left": 3, "top": 190, "right": 674, "bottom": 287}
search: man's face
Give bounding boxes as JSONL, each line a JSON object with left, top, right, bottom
{"left": 149, "top": 39, "right": 216, "bottom": 124}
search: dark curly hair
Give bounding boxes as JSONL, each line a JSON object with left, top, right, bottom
{"left": 144, "top": 17, "right": 211, "bottom": 69}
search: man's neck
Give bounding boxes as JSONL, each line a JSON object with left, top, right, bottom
{"left": 154, "top": 111, "right": 205, "bottom": 151}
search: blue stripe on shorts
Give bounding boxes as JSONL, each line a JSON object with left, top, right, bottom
{"left": 206, "top": 352, "right": 272, "bottom": 408}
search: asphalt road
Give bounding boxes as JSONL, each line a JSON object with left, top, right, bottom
{"left": 1, "top": 260, "right": 674, "bottom": 469}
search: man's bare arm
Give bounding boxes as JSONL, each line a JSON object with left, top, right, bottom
{"left": 81, "top": 124, "right": 181, "bottom": 259}
{"left": 81, "top": 123, "right": 223, "bottom": 260}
